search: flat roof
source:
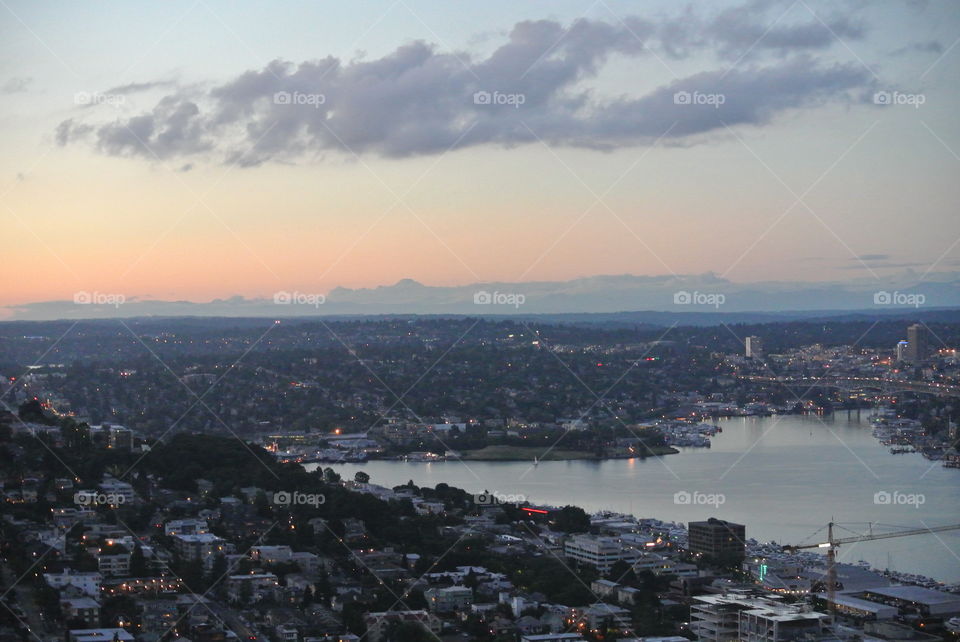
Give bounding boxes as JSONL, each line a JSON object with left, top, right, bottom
{"left": 866, "top": 585, "right": 960, "bottom": 605}
{"left": 827, "top": 594, "right": 898, "bottom": 615}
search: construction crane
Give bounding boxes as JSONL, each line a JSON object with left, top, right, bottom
{"left": 782, "top": 522, "right": 960, "bottom": 623}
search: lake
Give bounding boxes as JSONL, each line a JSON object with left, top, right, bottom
{"left": 309, "top": 412, "right": 960, "bottom": 582}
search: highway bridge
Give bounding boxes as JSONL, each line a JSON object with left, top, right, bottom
{"left": 737, "top": 375, "right": 960, "bottom": 397}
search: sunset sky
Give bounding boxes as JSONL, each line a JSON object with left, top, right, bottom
{"left": 2, "top": 0, "right": 959, "bottom": 312}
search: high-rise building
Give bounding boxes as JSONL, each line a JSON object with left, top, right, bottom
{"left": 688, "top": 518, "right": 746, "bottom": 561}
{"left": 905, "top": 324, "right": 929, "bottom": 362}
{"left": 896, "top": 340, "right": 909, "bottom": 362}
{"left": 745, "top": 336, "right": 764, "bottom": 359}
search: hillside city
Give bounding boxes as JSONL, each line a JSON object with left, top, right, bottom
{"left": 1, "top": 316, "right": 959, "bottom": 642}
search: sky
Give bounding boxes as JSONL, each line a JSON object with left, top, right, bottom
{"left": 1, "top": 0, "right": 959, "bottom": 315}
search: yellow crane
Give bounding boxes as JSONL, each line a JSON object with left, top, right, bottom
{"left": 782, "top": 522, "right": 960, "bottom": 623}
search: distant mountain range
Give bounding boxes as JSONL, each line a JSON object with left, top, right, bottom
{"left": 4, "top": 271, "right": 959, "bottom": 323}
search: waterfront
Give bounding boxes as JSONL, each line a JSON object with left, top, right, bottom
{"left": 316, "top": 412, "right": 960, "bottom": 583}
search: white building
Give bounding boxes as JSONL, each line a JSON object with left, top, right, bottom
{"left": 250, "top": 545, "right": 293, "bottom": 564}
{"left": 423, "top": 586, "right": 473, "bottom": 613}
{"left": 745, "top": 336, "right": 764, "bottom": 359}
{"left": 691, "top": 593, "right": 826, "bottom": 642}
{"left": 164, "top": 518, "right": 209, "bottom": 536}
{"left": 564, "top": 534, "right": 637, "bottom": 573}
{"left": 44, "top": 570, "right": 102, "bottom": 597}
{"left": 98, "top": 479, "right": 136, "bottom": 504}
{"left": 171, "top": 533, "right": 227, "bottom": 562}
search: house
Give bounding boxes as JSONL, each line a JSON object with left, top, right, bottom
{"left": 423, "top": 586, "right": 473, "bottom": 613}
{"left": 61, "top": 597, "right": 100, "bottom": 627}
{"left": 225, "top": 573, "right": 279, "bottom": 603}
{"left": 164, "top": 518, "right": 209, "bottom": 536}
{"left": 362, "top": 611, "right": 441, "bottom": 642}
{"left": 250, "top": 545, "right": 294, "bottom": 564}
{"left": 44, "top": 570, "right": 102, "bottom": 597}
{"left": 590, "top": 579, "right": 620, "bottom": 598}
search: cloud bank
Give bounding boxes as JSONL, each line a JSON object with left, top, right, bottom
{"left": 56, "top": 2, "right": 882, "bottom": 165}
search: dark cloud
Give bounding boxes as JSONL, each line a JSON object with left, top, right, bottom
{"left": 659, "top": 0, "right": 865, "bottom": 60}
{"left": 55, "top": 10, "right": 874, "bottom": 165}
{"left": 890, "top": 40, "right": 943, "bottom": 56}
{"left": 55, "top": 119, "right": 93, "bottom": 146}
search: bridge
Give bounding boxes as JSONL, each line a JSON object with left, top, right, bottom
{"left": 737, "top": 375, "right": 960, "bottom": 398}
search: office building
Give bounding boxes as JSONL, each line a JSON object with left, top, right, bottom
{"left": 745, "top": 336, "right": 764, "bottom": 359}
{"left": 905, "top": 323, "right": 929, "bottom": 362}
{"left": 688, "top": 518, "right": 746, "bottom": 561}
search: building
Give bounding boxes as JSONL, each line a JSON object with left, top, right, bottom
{"left": 856, "top": 585, "right": 960, "bottom": 617}
{"left": 225, "top": 573, "right": 279, "bottom": 603}
{"left": 688, "top": 518, "right": 746, "bottom": 561}
{"left": 745, "top": 336, "right": 764, "bottom": 359}
{"left": 571, "top": 603, "right": 632, "bottom": 633}
{"left": 362, "top": 610, "right": 441, "bottom": 642}
{"left": 98, "top": 479, "right": 136, "bottom": 504}
{"left": 590, "top": 579, "right": 620, "bottom": 599}
{"left": 164, "top": 518, "right": 208, "bottom": 536}
{"left": 423, "top": 586, "right": 473, "bottom": 613}
{"left": 905, "top": 323, "right": 929, "bottom": 362}
{"left": 520, "top": 635, "right": 586, "bottom": 642}
{"left": 108, "top": 426, "right": 134, "bottom": 451}
{"left": 96, "top": 544, "right": 131, "bottom": 577}
{"left": 691, "top": 593, "right": 826, "bottom": 642}
{"left": 44, "top": 570, "right": 102, "bottom": 597}
{"left": 250, "top": 545, "right": 294, "bottom": 564}
{"left": 61, "top": 597, "right": 101, "bottom": 627}
{"left": 69, "top": 629, "right": 136, "bottom": 642}
{"left": 826, "top": 594, "right": 897, "bottom": 620}
{"left": 564, "top": 534, "right": 637, "bottom": 573}
{"left": 896, "top": 340, "right": 909, "bottom": 362}
{"left": 172, "top": 533, "right": 227, "bottom": 562}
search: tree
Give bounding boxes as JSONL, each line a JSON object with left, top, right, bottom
{"left": 129, "top": 543, "right": 147, "bottom": 577}
{"left": 207, "top": 553, "right": 227, "bottom": 587}
{"left": 354, "top": 471, "right": 370, "bottom": 484}
{"left": 323, "top": 468, "right": 341, "bottom": 484}
{"left": 385, "top": 621, "right": 434, "bottom": 642}
{"left": 553, "top": 505, "right": 590, "bottom": 533}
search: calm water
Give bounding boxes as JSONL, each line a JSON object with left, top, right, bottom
{"left": 311, "top": 412, "right": 960, "bottom": 582}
